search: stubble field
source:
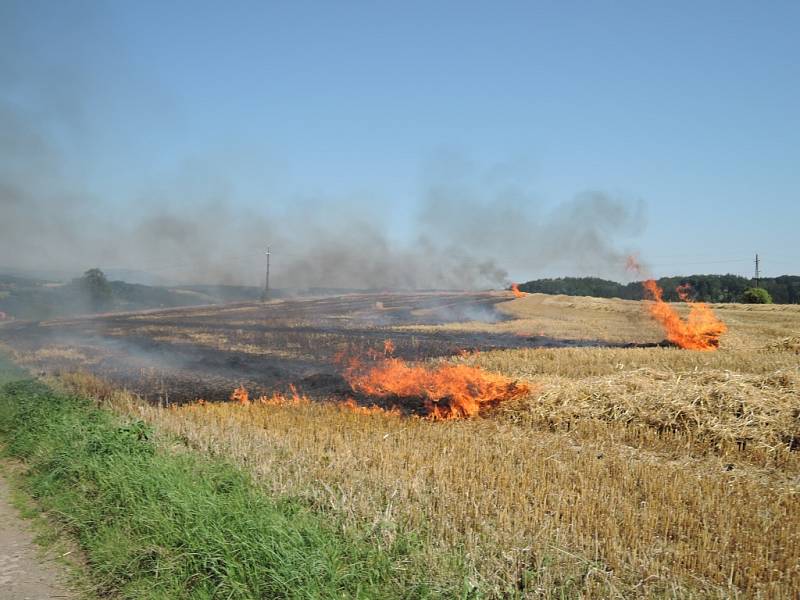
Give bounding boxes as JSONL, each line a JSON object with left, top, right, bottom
{"left": 2, "top": 291, "right": 798, "bottom": 598}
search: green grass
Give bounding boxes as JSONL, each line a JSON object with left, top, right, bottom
{"left": 0, "top": 351, "right": 24, "bottom": 385}
{"left": 0, "top": 375, "right": 460, "bottom": 599}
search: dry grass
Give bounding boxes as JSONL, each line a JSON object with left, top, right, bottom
{"left": 499, "top": 368, "right": 799, "bottom": 471}
{"left": 61, "top": 374, "right": 799, "bottom": 598}
{"left": 26, "top": 345, "right": 93, "bottom": 363}
{"left": 400, "top": 293, "right": 800, "bottom": 348}
{"left": 51, "top": 292, "right": 800, "bottom": 599}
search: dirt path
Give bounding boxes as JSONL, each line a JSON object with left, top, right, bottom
{"left": 0, "top": 471, "right": 73, "bottom": 599}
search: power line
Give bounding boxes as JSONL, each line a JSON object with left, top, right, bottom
{"left": 645, "top": 258, "right": 751, "bottom": 267}
{"left": 765, "top": 257, "right": 800, "bottom": 265}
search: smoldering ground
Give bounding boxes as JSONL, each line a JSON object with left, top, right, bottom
{"left": 1, "top": 292, "right": 664, "bottom": 405}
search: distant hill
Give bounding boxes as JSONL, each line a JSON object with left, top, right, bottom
{"left": 517, "top": 275, "right": 800, "bottom": 304}
{"left": 0, "top": 272, "right": 265, "bottom": 321}
{"left": 101, "top": 269, "right": 175, "bottom": 287}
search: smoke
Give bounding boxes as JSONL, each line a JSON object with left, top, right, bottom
{"left": 0, "top": 7, "right": 645, "bottom": 290}
{"left": 416, "top": 164, "right": 646, "bottom": 284}
{"left": 0, "top": 96, "right": 645, "bottom": 289}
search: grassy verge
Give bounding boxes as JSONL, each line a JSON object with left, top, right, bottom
{"left": 0, "top": 349, "right": 24, "bottom": 385}
{"left": 0, "top": 375, "right": 459, "bottom": 599}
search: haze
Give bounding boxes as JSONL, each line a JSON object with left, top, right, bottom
{"left": 2, "top": 1, "right": 798, "bottom": 288}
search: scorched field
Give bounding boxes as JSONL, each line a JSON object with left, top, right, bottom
{"left": 1, "top": 289, "right": 798, "bottom": 598}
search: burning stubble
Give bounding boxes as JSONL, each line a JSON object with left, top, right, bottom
{"left": 626, "top": 254, "right": 727, "bottom": 350}
{"left": 342, "top": 356, "right": 531, "bottom": 420}
{"left": 216, "top": 336, "right": 533, "bottom": 421}
{"left": 642, "top": 279, "right": 727, "bottom": 350}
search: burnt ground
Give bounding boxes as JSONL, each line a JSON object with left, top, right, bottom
{"left": 0, "top": 291, "right": 664, "bottom": 405}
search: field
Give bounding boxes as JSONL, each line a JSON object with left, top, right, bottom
{"left": 0, "top": 292, "right": 659, "bottom": 406}
{"left": 1, "top": 291, "right": 799, "bottom": 598}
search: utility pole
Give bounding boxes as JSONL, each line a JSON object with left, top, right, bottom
{"left": 264, "top": 246, "right": 271, "bottom": 301}
{"left": 754, "top": 253, "right": 760, "bottom": 289}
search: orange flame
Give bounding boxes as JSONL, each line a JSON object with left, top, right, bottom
{"left": 511, "top": 283, "right": 526, "bottom": 298}
{"left": 217, "top": 386, "right": 400, "bottom": 417}
{"left": 625, "top": 254, "right": 643, "bottom": 276}
{"left": 338, "top": 397, "right": 401, "bottom": 417}
{"left": 229, "top": 384, "right": 311, "bottom": 406}
{"left": 256, "top": 384, "right": 310, "bottom": 406}
{"left": 230, "top": 385, "right": 250, "bottom": 405}
{"left": 343, "top": 356, "right": 531, "bottom": 420}
{"left": 383, "top": 339, "right": 395, "bottom": 356}
{"left": 224, "top": 343, "right": 531, "bottom": 421}
{"left": 642, "top": 280, "right": 727, "bottom": 350}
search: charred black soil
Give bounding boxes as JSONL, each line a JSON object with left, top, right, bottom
{"left": 0, "top": 292, "right": 667, "bottom": 404}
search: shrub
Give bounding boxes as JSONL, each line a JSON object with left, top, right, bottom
{"left": 741, "top": 287, "right": 773, "bottom": 304}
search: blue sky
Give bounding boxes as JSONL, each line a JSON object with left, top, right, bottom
{"left": 3, "top": 1, "right": 798, "bottom": 282}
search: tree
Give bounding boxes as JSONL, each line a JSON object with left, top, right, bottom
{"left": 515, "top": 275, "right": 798, "bottom": 304}
{"left": 77, "top": 268, "right": 112, "bottom": 310}
{"left": 741, "top": 287, "right": 772, "bottom": 304}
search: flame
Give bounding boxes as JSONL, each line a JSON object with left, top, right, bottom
{"left": 256, "top": 384, "right": 310, "bottom": 406}
{"left": 216, "top": 386, "right": 400, "bottom": 417}
{"left": 338, "top": 397, "right": 401, "bottom": 417}
{"left": 511, "top": 283, "right": 527, "bottom": 298}
{"left": 229, "top": 384, "right": 310, "bottom": 406}
{"left": 625, "top": 254, "right": 643, "bottom": 275}
{"left": 230, "top": 385, "right": 250, "bottom": 405}
{"left": 343, "top": 356, "right": 531, "bottom": 420}
{"left": 642, "top": 280, "right": 727, "bottom": 350}
{"left": 224, "top": 344, "right": 531, "bottom": 421}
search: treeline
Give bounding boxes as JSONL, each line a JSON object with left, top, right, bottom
{"left": 518, "top": 275, "right": 800, "bottom": 304}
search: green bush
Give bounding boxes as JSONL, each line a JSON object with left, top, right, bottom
{"left": 741, "top": 287, "right": 773, "bottom": 304}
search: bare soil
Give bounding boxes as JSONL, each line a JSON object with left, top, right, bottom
{"left": 0, "top": 465, "right": 73, "bottom": 600}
